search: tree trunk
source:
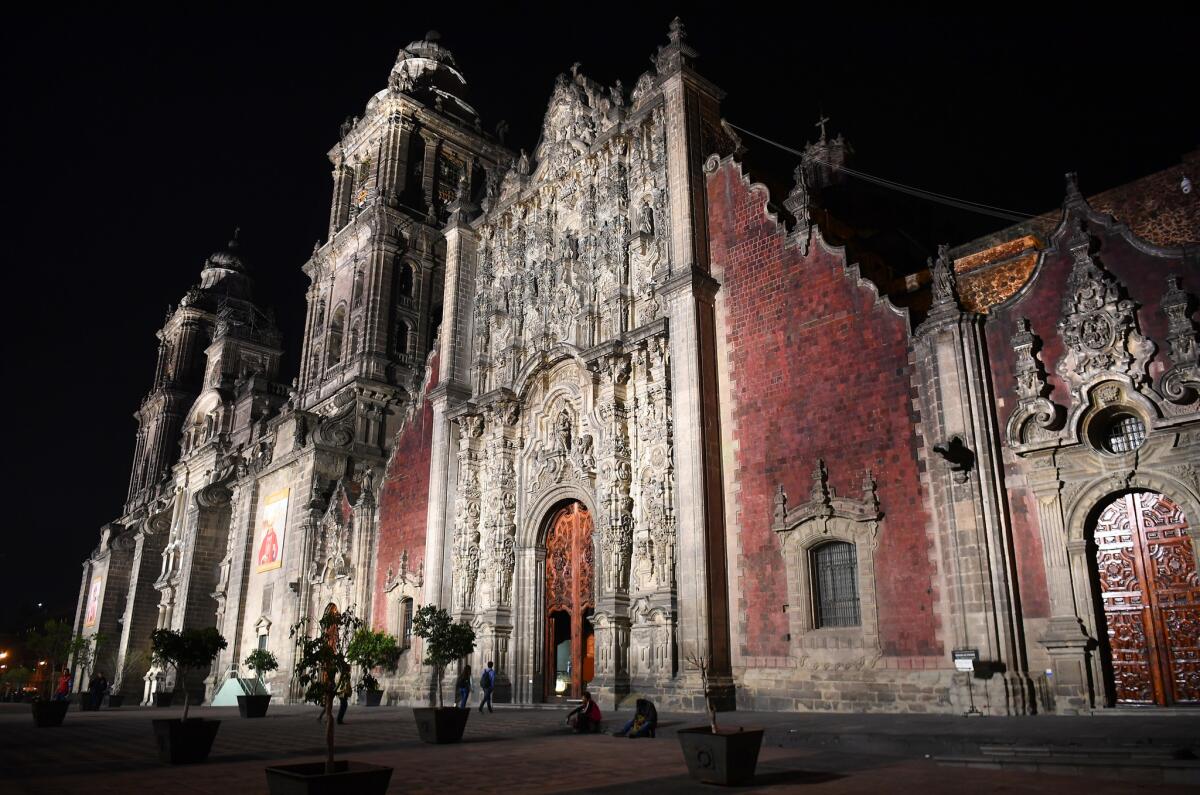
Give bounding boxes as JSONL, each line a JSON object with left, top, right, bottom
{"left": 181, "top": 671, "right": 190, "bottom": 721}
{"left": 324, "top": 690, "right": 335, "bottom": 775}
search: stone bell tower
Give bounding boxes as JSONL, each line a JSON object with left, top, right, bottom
{"left": 296, "top": 31, "right": 507, "bottom": 456}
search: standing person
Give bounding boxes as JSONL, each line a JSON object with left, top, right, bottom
{"left": 89, "top": 671, "right": 108, "bottom": 709}
{"left": 336, "top": 673, "right": 351, "bottom": 725}
{"left": 565, "top": 690, "right": 602, "bottom": 733}
{"left": 479, "top": 660, "right": 495, "bottom": 714}
{"left": 53, "top": 666, "right": 72, "bottom": 701}
{"left": 455, "top": 664, "right": 472, "bottom": 709}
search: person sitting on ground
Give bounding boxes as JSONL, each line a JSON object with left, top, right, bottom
{"left": 565, "top": 690, "right": 602, "bottom": 733}
{"left": 614, "top": 698, "right": 658, "bottom": 738}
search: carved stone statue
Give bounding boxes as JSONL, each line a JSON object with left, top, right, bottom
{"left": 638, "top": 200, "right": 655, "bottom": 236}
{"left": 554, "top": 409, "right": 572, "bottom": 453}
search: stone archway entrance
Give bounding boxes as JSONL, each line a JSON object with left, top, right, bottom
{"left": 544, "top": 502, "right": 594, "bottom": 700}
{"left": 1092, "top": 491, "right": 1200, "bottom": 706}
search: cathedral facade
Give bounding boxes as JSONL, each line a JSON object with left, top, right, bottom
{"left": 74, "top": 22, "right": 1199, "bottom": 715}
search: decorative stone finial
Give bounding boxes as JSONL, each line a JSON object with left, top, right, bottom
{"left": 929, "top": 243, "right": 959, "bottom": 308}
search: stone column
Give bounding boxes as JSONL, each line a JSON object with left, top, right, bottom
{"left": 329, "top": 161, "right": 352, "bottom": 236}
{"left": 585, "top": 351, "right": 633, "bottom": 708}
{"left": 378, "top": 112, "right": 414, "bottom": 203}
{"left": 419, "top": 131, "right": 440, "bottom": 219}
{"left": 1026, "top": 460, "right": 1093, "bottom": 713}
{"left": 659, "top": 268, "right": 733, "bottom": 708}
{"left": 912, "top": 266, "right": 1033, "bottom": 715}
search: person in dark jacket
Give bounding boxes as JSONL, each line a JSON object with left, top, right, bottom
{"left": 566, "top": 690, "right": 602, "bottom": 733}
{"left": 479, "top": 661, "right": 495, "bottom": 714}
{"left": 614, "top": 698, "right": 657, "bottom": 738}
{"left": 455, "top": 664, "right": 472, "bottom": 709}
{"left": 89, "top": 671, "right": 108, "bottom": 709}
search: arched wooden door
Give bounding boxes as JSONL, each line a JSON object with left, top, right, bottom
{"left": 1093, "top": 491, "right": 1200, "bottom": 706}
{"left": 544, "top": 502, "right": 594, "bottom": 700}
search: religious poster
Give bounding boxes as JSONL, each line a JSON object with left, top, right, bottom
{"left": 84, "top": 576, "right": 102, "bottom": 627}
{"left": 256, "top": 488, "right": 290, "bottom": 573}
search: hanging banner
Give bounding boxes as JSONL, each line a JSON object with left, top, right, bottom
{"left": 84, "top": 576, "right": 103, "bottom": 627}
{"left": 256, "top": 488, "right": 290, "bottom": 573}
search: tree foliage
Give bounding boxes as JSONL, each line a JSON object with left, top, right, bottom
{"left": 150, "top": 627, "right": 227, "bottom": 720}
{"left": 26, "top": 619, "right": 75, "bottom": 699}
{"left": 290, "top": 607, "right": 360, "bottom": 775}
{"left": 411, "top": 605, "right": 476, "bottom": 707}
{"left": 243, "top": 649, "right": 279, "bottom": 696}
{"left": 345, "top": 629, "right": 400, "bottom": 692}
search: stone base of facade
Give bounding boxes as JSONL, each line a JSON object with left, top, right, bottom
{"left": 735, "top": 666, "right": 958, "bottom": 714}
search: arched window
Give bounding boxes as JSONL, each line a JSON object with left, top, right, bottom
{"left": 398, "top": 262, "right": 414, "bottom": 299}
{"left": 811, "top": 541, "right": 860, "bottom": 628}
{"left": 352, "top": 272, "right": 364, "bottom": 308}
{"left": 327, "top": 305, "right": 346, "bottom": 368}
{"left": 395, "top": 320, "right": 412, "bottom": 358}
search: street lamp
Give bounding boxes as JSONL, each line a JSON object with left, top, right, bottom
{"left": 0, "top": 651, "right": 8, "bottom": 660}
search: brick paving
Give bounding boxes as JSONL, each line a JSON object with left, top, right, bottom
{"left": 1, "top": 702, "right": 1195, "bottom": 794}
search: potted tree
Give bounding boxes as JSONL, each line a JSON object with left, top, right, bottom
{"left": 105, "top": 647, "right": 148, "bottom": 708}
{"left": 411, "top": 604, "right": 476, "bottom": 744}
{"left": 239, "top": 649, "right": 278, "bottom": 718}
{"left": 26, "top": 618, "right": 74, "bottom": 727}
{"left": 264, "top": 606, "right": 393, "bottom": 794}
{"left": 150, "top": 627, "right": 227, "bottom": 764}
{"left": 346, "top": 629, "right": 400, "bottom": 707}
{"left": 71, "top": 632, "right": 108, "bottom": 710}
{"left": 676, "top": 653, "right": 764, "bottom": 786}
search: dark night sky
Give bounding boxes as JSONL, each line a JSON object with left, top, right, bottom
{"left": 2, "top": 5, "right": 1195, "bottom": 635}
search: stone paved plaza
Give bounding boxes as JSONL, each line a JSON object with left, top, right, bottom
{"left": 1, "top": 703, "right": 1196, "bottom": 793}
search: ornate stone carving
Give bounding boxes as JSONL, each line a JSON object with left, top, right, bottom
{"left": 311, "top": 481, "right": 354, "bottom": 586}
{"left": 1159, "top": 275, "right": 1200, "bottom": 403}
{"left": 1055, "top": 220, "right": 1155, "bottom": 396}
{"left": 316, "top": 399, "right": 357, "bottom": 448}
{"left": 773, "top": 462, "right": 883, "bottom": 665}
{"left": 783, "top": 166, "right": 813, "bottom": 255}
{"left": 1006, "top": 318, "right": 1064, "bottom": 448}
{"left": 774, "top": 460, "right": 881, "bottom": 534}
{"left": 929, "top": 244, "right": 961, "bottom": 311}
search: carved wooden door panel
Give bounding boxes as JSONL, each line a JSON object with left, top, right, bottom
{"left": 544, "top": 502, "right": 594, "bottom": 699}
{"left": 1094, "top": 492, "right": 1200, "bottom": 706}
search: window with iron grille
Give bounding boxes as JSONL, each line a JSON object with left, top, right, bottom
{"left": 400, "top": 598, "right": 414, "bottom": 649}
{"left": 1104, "top": 414, "right": 1146, "bottom": 453}
{"left": 812, "top": 541, "right": 861, "bottom": 628}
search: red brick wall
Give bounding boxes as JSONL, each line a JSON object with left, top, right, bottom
{"left": 372, "top": 352, "right": 439, "bottom": 630}
{"left": 986, "top": 214, "right": 1198, "bottom": 620}
{"left": 707, "top": 160, "right": 939, "bottom": 660}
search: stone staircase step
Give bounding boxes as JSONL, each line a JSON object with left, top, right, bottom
{"left": 936, "top": 754, "right": 1200, "bottom": 786}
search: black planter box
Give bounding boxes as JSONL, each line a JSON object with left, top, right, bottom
{"left": 152, "top": 718, "right": 221, "bottom": 764}
{"left": 357, "top": 689, "right": 383, "bottom": 707}
{"left": 238, "top": 694, "right": 272, "bottom": 718}
{"left": 413, "top": 707, "right": 470, "bottom": 744}
{"left": 154, "top": 691, "right": 174, "bottom": 707}
{"left": 265, "top": 760, "right": 393, "bottom": 795}
{"left": 677, "top": 726, "right": 765, "bottom": 786}
{"left": 32, "top": 701, "right": 69, "bottom": 727}
{"left": 107, "top": 695, "right": 125, "bottom": 708}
